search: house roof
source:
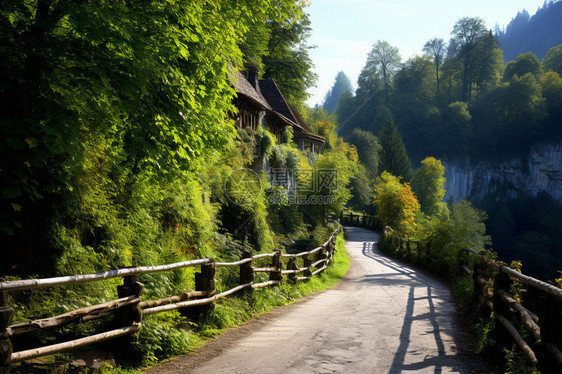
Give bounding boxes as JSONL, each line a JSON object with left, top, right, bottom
{"left": 232, "top": 71, "right": 271, "bottom": 110}
{"left": 259, "top": 79, "right": 324, "bottom": 143}
{"left": 231, "top": 69, "right": 324, "bottom": 144}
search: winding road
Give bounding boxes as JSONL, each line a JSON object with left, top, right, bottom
{"left": 147, "top": 226, "right": 489, "bottom": 373}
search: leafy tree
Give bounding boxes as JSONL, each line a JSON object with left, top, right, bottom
{"left": 410, "top": 157, "right": 447, "bottom": 217}
{"left": 503, "top": 52, "right": 542, "bottom": 81}
{"left": 450, "top": 200, "right": 491, "bottom": 250}
{"left": 261, "top": 9, "right": 318, "bottom": 107}
{"left": 449, "top": 17, "right": 488, "bottom": 101}
{"left": 365, "top": 40, "right": 402, "bottom": 104}
{"left": 0, "top": 0, "right": 312, "bottom": 274}
{"left": 344, "top": 129, "right": 381, "bottom": 179}
{"left": 374, "top": 172, "right": 420, "bottom": 235}
{"left": 391, "top": 56, "right": 435, "bottom": 160}
{"left": 542, "top": 44, "right": 562, "bottom": 76}
{"left": 540, "top": 71, "right": 562, "bottom": 136}
{"left": 323, "top": 71, "right": 353, "bottom": 114}
{"left": 441, "top": 101, "right": 473, "bottom": 156}
{"left": 378, "top": 122, "right": 413, "bottom": 181}
{"left": 423, "top": 38, "right": 446, "bottom": 97}
{"left": 472, "top": 31, "right": 503, "bottom": 95}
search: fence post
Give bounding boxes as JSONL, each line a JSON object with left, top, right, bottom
{"left": 287, "top": 258, "right": 298, "bottom": 284}
{"left": 240, "top": 251, "right": 254, "bottom": 294}
{"left": 303, "top": 254, "right": 312, "bottom": 278}
{"left": 0, "top": 279, "right": 13, "bottom": 374}
{"left": 270, "top": 251, "right": 283, "bottom": 282}
{"left": 538, "top": 296, "right": 562, "bottom": 371}
{"left": 113, "top": 274, "right": 143, "bottom": 359}
{"left": 492, "top": 271, "right": 512, "bottom": 347}
{"left": 193, "top": 261, "right": 216, "bottom": 317}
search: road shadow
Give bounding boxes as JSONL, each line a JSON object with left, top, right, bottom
{"left": 346, "top": 226, "right": 489, "bottom": 373}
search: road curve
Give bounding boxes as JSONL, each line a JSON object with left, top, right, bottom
{"left": 146, "top": 226, "right": 489, "bottom": 373}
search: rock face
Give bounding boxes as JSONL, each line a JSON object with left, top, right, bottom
{"left": 444, "top": 142, "right": 562, "bottom": 203}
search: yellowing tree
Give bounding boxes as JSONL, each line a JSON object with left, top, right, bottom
{"left": 374, "top": 172, "right": 420, "bottom": 235}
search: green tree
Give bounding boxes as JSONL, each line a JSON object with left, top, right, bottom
{"left": 365, "top": 40, "right": 402, "bottom": 104}
{"left": 441, "top": 101, "right": 473, "bottom": 156}
{"left": 449, "top": 17, "right": 488, "bottom": 101}
{"left": 472, "top": 30, "right": 503, "bottom": 95}
{"left": 378, "top": 122, "right": 413, "bottom": 181}
{"left": 503, "top": 52, "right": 542, "bottom": 81}
{"left": 374, "top": 172, "right": 420, "bottom": 235}
{"left": 0, "top": 0, "right": 309, "bottom": 273}
{"left": 423, "top": 38, "right": 446, "bottom": 97}
{"left": 410, "top": 157, "right": 447, "bottom": 217}
{"left": 540, "top": 71, "right": 562, "bottom": 136}
{"left": 323, "top": 71, "right": 353, "bottom": 114}
{"left": 542, "top": 44, "right": 562, "bottom": 76}
{"left": 345, "top": 128, "right": 381, "bottom": 179}
{"left": 450, "top": 200, "right": 491, "bottom": 250}
{"left": 261, "top": 10, "right": 318, "bottom": 107}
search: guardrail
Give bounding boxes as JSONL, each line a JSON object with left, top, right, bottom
{"left": 0, "top": 227, "right": 341, "bottom": 371}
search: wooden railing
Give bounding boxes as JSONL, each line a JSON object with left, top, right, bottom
{"left": 340, "top": 213, "right": 380, "bottom": 231}
{"left": 0, "top": 227, "right": 341, "bottom": 370}
{"left": 460, "top": 248, "right": 562, "bottom": 372}
{"left": 372, "top": 224, "right": 562, "bottom": 372}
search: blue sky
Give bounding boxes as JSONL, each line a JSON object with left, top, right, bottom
{"left": 305, "top": 0, "right": 547, "bottom": 107}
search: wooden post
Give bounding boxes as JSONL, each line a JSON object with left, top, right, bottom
{"left": 492, "top": 271, "right": 512, "bottom": 348}
{"left": 0, "top": 279, "right": 14, "bottom": 373}
{"left": 114, "top": 275, "right": 143, "bottom": 349}
{"left": 287, "top": 258, "right": 298, "bottom": 284}
{"left": 189, "top": 262, "right": 216, "bottom": 318}
{"left": 538, "top": 296, "right": 562, "bottom": 372}
{"left": 303, "top": 254, "right": 312, "bottom": 278}
{"left": 240, "top": 251, "right": 254, "bottom": 293}
{"left": 269, "top": 251, "right": 283, "bottom": 282}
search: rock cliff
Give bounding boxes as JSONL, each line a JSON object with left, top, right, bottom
{"left": 444, "top": 142, "right": 562, "bottom": 202}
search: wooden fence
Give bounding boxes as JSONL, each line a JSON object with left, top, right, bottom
{"left": 340, "top": 213, "right": 379, "bottom": 231}
{"left": 461, "top": 247, "right": 562, "bottom": 372}
{"left": 0, "top": 227, "right": 341, "bottom": 371}
{"left": 365, "top": 222, "right": 562, "bottom": 373}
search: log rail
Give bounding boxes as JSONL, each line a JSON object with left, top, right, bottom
{"left": 0, "top": 227, "right": 341, "bottom": 371}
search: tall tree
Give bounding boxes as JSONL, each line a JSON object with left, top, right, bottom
{"left": 261, "top": 10, "right": 318, "bottom": 107}
{"left": 345, "top": 128, "right": 381, "bottom": 179}
{"left": 378, "top": 121, "right": 413, "bottom": 181}
{"left": 449, "top": 17, "right": 488, "bottom": 101}
{"left": 365, "top": 40, "right": 401, "bottom": 104}
{"left": 410, "top": 157, "right": 447, "bottom": 216}
{"left": 423, "top": 38, "right": 446, "bottom": 97}
{"left": 323, "top": 71, "right": 353, "bottom": 114}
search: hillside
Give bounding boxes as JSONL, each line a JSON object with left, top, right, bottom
{"left": 497, "top": 0, "right": 562, "bottom": 62}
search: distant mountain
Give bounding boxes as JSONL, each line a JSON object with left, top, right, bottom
{"left": 497, "top": 0, "right": 562, "bottom": 62}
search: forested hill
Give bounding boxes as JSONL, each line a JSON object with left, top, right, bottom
{"left": 497, "top": 0, "right": 562, "bottom": 62}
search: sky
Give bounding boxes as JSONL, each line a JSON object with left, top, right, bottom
{"left": 305, "top": 0, "right": 547, "bottom": 107}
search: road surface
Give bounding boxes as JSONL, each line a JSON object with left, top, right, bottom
{"left": 147, "top": 226, "right": 489, "bottom": 373}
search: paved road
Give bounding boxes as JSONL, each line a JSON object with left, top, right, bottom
{"left": 147, "top": 226, "right": 489, "bottom": 373}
